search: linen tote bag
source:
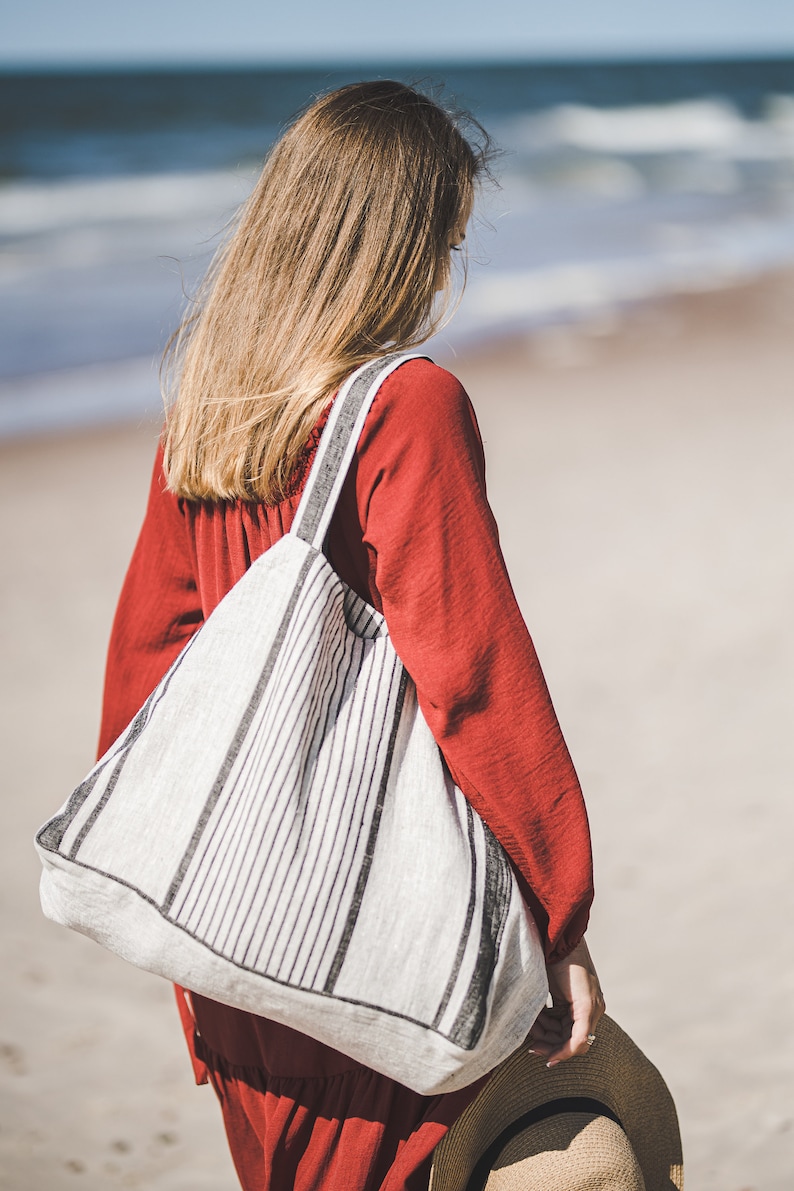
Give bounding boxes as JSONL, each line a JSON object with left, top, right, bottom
{"left": 36, "top": 354, "right": 549, "bottom": 1095}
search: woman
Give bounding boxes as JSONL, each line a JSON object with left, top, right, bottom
{"left": 98, "top": 81, "right": 603, "bottom": 1191}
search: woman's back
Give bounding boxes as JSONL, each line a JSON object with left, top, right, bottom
{"left": 91, "top": 80, "right": 601, "bottom": 1191}
{"left": 98, "top": 357, "right": 593, "bottom": 1189}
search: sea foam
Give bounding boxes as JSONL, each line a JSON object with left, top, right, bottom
{"left": 2, "top": 93, "right": 794, "bottom": 435}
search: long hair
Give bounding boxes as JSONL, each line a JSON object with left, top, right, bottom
{"left": 163, "top": 80, "right": 490, "bottom": 503}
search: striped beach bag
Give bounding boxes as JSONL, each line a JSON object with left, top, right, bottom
{"left": 35, "top": 354, "right": 548, "bottom": 1095}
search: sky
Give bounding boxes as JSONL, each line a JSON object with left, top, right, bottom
{"left": 3, "top": 0, "right": 794, "bottom": 67}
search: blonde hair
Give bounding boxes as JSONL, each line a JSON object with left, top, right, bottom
{"left": 163, "top": 80, "right": 490, "bottom": 503}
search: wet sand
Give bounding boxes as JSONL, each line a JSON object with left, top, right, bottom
{"left": 2, "top": 273, "right": 793, "bottom": 1189}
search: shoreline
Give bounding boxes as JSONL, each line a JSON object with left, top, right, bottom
{"left": 1, "top": 271, "right": 793, "bottom": 1189}
{"left": 3, "top": 265, "right": 794, "bottom": 443}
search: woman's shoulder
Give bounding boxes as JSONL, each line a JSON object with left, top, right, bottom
{"left": 370, "top": 356, "right": 478, "bottom": 438}
{"left": 381, "top": 354, "right": 468, "bottom": 404}
{"left": 355, "top": 355, "right": 485, "bottom": 489}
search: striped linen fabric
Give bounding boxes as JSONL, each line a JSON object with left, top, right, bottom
{"left": 35, "top": 354, "right": 549, "bottom": 1094}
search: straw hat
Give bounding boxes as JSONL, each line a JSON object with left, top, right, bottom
{"left": 430, "top": 1015, "right": 683, "bottom": 1191}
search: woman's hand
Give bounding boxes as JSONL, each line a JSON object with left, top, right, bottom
{"left": 527, "top": 938, "right": 605, "bottom": 1067}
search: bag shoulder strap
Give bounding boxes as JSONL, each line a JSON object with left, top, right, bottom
{"left": 291, "top": 353, "right": 427, "bottom": 550}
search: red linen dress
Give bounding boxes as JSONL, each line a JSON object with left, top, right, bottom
{"left": 98, "top": 358, "right": 593, "bottom": 1191}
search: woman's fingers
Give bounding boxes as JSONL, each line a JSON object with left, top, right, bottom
{"left": 540, "top": 938, "right": 606, "bottom": 1068}
{"left": 544, "top": 1009, "right": 601, "bottom": 1066}
{"left": 527, "top": 1008, "right": 569, "bottom": 1053}
{"left": 529, "top": 1007, "right": 569, "bottom": 1038}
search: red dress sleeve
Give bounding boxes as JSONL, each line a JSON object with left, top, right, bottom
{"left": 97, "top": 446, "right": 204, "bottom": 757}
{"left": 341, "top": 359, "right": 593, "bottom": 962}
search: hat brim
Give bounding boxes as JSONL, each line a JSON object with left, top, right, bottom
{"left": 430, "top": 1014, "right": 683, "bottom": 1191}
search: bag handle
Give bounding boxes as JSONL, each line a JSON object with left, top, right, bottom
{"left": 291, "top": 353, "right": 426, "bottom": 551}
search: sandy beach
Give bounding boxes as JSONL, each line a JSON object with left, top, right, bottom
{"left": 1, "top": 272, "right": 793, "bottom": 1190}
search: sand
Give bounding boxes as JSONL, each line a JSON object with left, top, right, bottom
{"left": 1, "top": 273, "right": 793, "bottom": 1190}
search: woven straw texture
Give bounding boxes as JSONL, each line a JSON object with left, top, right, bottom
{"left": 482, "top": 1115, "right": 646, "bottom": 1190}
{"left": 430, "top": 1015, "right": 683, "bottom": 1191}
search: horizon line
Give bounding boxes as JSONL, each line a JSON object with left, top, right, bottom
{"left": 2, "top": 47, "right": 794, "bottom": 74}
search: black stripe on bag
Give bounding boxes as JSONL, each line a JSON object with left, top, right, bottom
{"left": 287, "top": 633, "right": 384, "bottom": 987}
{"left": 432, "top": 800, "right": 479, "bottom": 1030}
{"left": 185, "top": 565, "right": 340, "bottom": 946}
{"left": 448, "top": 822, "right": 513, "bottom": 1051}
{"left": 296, "top": 640, "right": 396, "bottom": 987}
{"left": 225, "top": 584, "right": 352, "bottom": 968}
{"left": 237, "top": 609, "right": 368, "bottom": 977}
{"left": 60, "top": 637, "right": 199, "bottom": 859}
{"left": 323, "top": 666, "right": 409, "bottom": 994}
{"left": 465, "top": 1097, "right": 624, "bottom": 1191}
{"left": 161, "top": 550, "right": 317, "bottom": 916}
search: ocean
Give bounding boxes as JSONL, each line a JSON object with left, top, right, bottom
{"left": 1, "top": 57, "right": 793, "bottom": 436}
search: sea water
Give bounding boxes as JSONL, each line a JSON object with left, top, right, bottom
{"left": 1, "top": 58, "right": 793, "bottom": 436}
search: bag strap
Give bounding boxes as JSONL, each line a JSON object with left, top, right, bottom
{"left": 291, "top": 353, "right": 426, "bottom": 550}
